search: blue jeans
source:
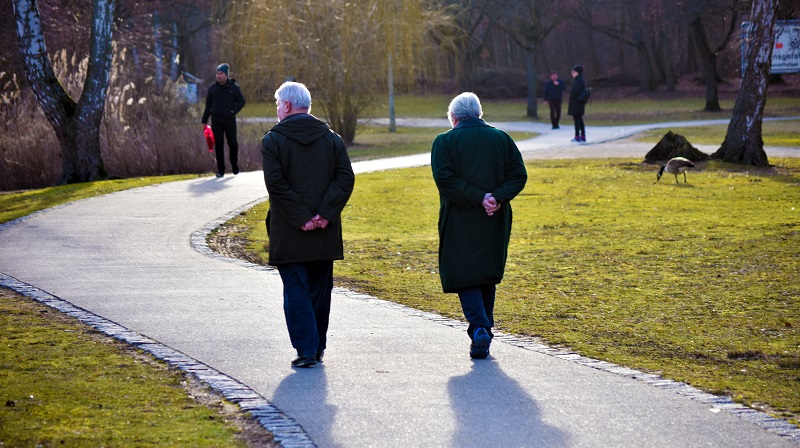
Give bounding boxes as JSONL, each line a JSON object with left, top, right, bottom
{"left": 457, "top": 284, "right": 496, "bottom": 340}
{"left": 277, "top": 261, "right": 333, "bottom": 357}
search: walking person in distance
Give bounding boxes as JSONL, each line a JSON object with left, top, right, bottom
{"left": 202, "top": 63, "right": 246, "bottom": 177}
{"left": 431, "top": 92, "right": 528, "bottom": 359}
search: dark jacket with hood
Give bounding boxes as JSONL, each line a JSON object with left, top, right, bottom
{"left": 202, "top": 79, "right": 245, "bottom": 124}
{"left": 568, "top": 74, "right": 589, "bottom": 116}
{"left": 431, "top": 118, "right": 528, "bottom": 292}
{"left": 261, "top": 114, "right": 355, "bottom": 265}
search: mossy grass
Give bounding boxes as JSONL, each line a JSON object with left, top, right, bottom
{"left": 228, "top": 158, "right": 800, "bottom": 425}
{"left": 0, "top": 174, "right": 203, "bottom": 224}
{"left": 636, "top": 120, "right": 800, "bottom": 147}
{"left": 0, "top": 290, "right": 267, "bottom": 447}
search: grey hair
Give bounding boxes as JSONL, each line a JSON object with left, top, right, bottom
{"left": 448, "top": 92, "right": 483, "bottom": 122}
{"left": 275, "top": 81, "right": 312, "bottom": 109}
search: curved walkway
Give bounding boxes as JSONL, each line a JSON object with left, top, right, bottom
{"left": 1, "top": 120, "right": 799, "bottom": 447}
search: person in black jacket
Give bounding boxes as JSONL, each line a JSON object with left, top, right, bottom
{"left": 261, "top": 81, "right": 355, "bottom": 368}
{"left": 568, "top": 64, "right": 589, "bottom": 142}
{"left": 202, "top": 63, "right": 245, "bottom": 177}
{"left": 543, "top": 71, "right": 566, "bottom": 129}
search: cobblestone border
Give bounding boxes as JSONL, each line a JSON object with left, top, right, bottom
{"left": 193, "top": 198, "right": 800, "bottom": 446}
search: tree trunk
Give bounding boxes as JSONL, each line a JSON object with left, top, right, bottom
{"left": 713, "top": 0, "right": 777, "bottom": 166}
{"left": 388, "top": 53, "right": 396, "bottom": 133}
{"left": 13, "top": 0, "right": 114, "bottom": 184}
{"left": 688, "top": 17, "right": 722, "bottom": 112}
{"left": 525, "top": 47, "right": 538, "bottom": 118}
{"left": 660, "top": 31, "right": 676, "bottom": 92}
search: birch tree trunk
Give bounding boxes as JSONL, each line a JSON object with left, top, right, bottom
{"left": 713, "top": 0, "right": 777, "bottom": 166}
{"left": 13, "top": 0, "right": 115, "bottom": 184}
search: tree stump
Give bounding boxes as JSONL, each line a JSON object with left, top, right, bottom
{"left": 644, "top": 131, "right": 709, "bottom": 163}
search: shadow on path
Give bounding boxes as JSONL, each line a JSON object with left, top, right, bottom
{"left": 272, "top": 367, "right": 341, "bottom": 448}
{"left": 448, "top": 359, "right": 569, "bottom": 447}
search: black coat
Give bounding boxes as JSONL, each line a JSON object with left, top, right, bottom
{"left": 543, "top": 78, "right": 566, "bottom": 103}
{"left": 261, "top": 114, "right": 355, "bottom": 265}
{"left": 202, "top": 79, "right": 245, "bottom": 124}
{"left": 431, "top": 118, "right": 528, "bottom": 292}
{"left": 568, "top": 75, "right": 588, "bottom": 116}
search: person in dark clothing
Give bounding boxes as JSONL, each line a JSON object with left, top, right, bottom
{"left": 202, "top": 63, "right": 246, "bottom": 177}
{"left": 431, "top": 92, "right": 528, "bottom": 359}
{"left": 261, "top": 81, "right": 355, "bottom": 368}
{"left": 543, "top": 71, "right": 566, "bottom": 129}
{"left": 568, "top": 64, "right": 589, "bottom": 142}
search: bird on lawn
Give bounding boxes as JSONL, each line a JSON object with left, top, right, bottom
{"left": 656, "top": 157, "right": 695, "bottom": 183}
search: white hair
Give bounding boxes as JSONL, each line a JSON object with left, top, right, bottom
{"left": 275, "top": 81, "right": 312, "bottom": 109}
{"left": 448, "top": 92, "right": 483, "bottom": 124}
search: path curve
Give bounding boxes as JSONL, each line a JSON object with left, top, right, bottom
{"left": 1, "top": 120, "right": 799, "bottom": 447}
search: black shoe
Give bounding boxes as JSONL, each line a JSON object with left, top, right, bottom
{"left": 470, "top": 327, "right": 491, "bottom": 359}
{"left": 232, "top": 166, "right": 239, "bottom": 175}
{"left": 215, "top": 172, "right": 224, "bottom": 178}
{"left": 316, "top": 351, "right": 324, "bottom": 363}
{"left": 291, "top": 356, "right": 317, "bottom": 368}
{"left": 552, "top": 125, "right": 559, "bottom": 129}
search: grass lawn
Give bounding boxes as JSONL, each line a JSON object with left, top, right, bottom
{"left": 0, "top": 290, "right": 273, "bottom": 447}
{"left": 225, "top": 157, "right": 800, "bottom": 425}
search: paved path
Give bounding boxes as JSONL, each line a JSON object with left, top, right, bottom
{"left": 2, "top": 120, "right": 799, "bottom": 447}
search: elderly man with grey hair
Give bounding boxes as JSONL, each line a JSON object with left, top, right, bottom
{"left": 261, "top": 81, "right": 355, "bottom": 368}
{"left": 431, "top": 92, "right": 528, "bottom": 359}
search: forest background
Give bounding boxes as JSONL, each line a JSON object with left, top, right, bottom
{"left": 2, "top": 0, "right": 799, "bottom": 190}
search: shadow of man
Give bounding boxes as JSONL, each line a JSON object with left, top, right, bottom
{"left": 271, "top": 367, "right": 341, "bottom": 448}
{"left": 448, "top": 360, "right": 569, "bottom": 447}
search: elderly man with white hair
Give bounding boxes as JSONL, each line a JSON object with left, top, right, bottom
{"left": 261, "top": 81, "right": 355, "bottom": 368}
{"left": 431, "top": 92, "right": 528, "bottom": 359}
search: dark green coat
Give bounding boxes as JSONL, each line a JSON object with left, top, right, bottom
{"left": 261, "top": 114, "right": 355, "bottom": 265}
{"left": 431, "top": 118, "right": 528, "bottom": 293}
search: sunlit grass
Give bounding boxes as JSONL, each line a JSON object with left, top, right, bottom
{"left": 0, "top": 292, "right": 261, "bottom": 447}
{"left": 228, "top": 158, "right": 800, "bottom": 425}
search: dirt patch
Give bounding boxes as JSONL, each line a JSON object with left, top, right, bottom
{"left": 207, "top": 224, "right": 264, "bottom": 266}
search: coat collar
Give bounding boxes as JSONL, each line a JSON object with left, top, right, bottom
{"left": 453, "top": 117, "right": 488, "bottom": 130}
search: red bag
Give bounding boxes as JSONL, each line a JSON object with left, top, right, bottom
{"left": 204, "top": 125, "right": 215, "bottom": 152}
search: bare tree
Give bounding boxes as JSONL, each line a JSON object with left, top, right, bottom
{"left": 13, "top": 0, "right": 115, "bottom": 184}
{"left": 494, "top": 0, "right": 579, "bottom": 117}
{"left": 713, "top": 0, "right": 778, "bottom": 166}
{"left": 220, "top": 0, "right": 456, "bottom": 145}
{"left": 686, "top": 0, "right": 743, "bottom": 111}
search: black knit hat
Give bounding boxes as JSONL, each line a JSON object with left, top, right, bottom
{"left": 572, "top": 64, "right": 584, "bottom": 74}
{"left": 216, "top": 63, "right": 229, "bottom": 76}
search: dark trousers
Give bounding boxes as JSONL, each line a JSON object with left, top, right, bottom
{"left": 211, "top": 119, "right": 239, "bottom": 174}
{"left": 277, "top": 260, "right": 334, "bottom": 357}
{"left": 548, "top": 100, "right": 562, "bottom": 127}
{"left": 573, "top": 114, "right": 585, "bottom": 137}
{"left": 457, "top": 284, "right": 496, "bottom": 339}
